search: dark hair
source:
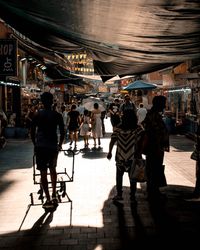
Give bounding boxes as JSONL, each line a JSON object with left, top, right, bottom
{"left": 40, "top": 92, "right": 53, "bottom": 106}
{"left": 139, "top": 103, "right": 144, "bottom": 108}
{"left": 94, "top": 103, "right": 99, "bottom": 109}
{"left": 84, "top": 109, "right": 88, "bottom": 115}
{"left": 71, "top": 104, "right": 77, "bottom": 110}
{"left": 120, "top": 110, "right": 138, "bottom": 130}
{"left": 152, "top": 95, "right": 166, "bottom": 111}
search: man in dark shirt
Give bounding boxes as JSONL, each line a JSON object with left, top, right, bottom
{"left": 142, "top": 95, "right": 169, "bottom": 201}
{"left": 120, "top": 94, "right": 137, "bottom": 117}
{"left": 108, "top": 98, "right": 121, "bottom": 130}
{"left": 31, "top": 92, "right": 65, "bottom": 209}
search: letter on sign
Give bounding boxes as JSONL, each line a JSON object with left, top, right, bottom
{"left": 0, "top": 39, "right": 17, "bottom": 76}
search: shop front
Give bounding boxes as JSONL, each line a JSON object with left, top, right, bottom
{"left": 162, "top": 86, "right": 192, "bottom": 134}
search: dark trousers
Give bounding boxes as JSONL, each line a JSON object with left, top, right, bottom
{"left": 146, "top": 150, "right": 164, "bottom": 196}
{"left": 194, "top": 160, "right": 200, "bottom": 195}
{"left": 116, "top": 165, "right": 136, "bottom": 198}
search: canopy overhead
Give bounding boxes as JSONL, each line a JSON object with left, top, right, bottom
{"left": 44, "top": 65, "right": 85, "bottom": 86}
{"left": 124, "top": 80, "right": 157, "bottom": 91}
{"left": 0, "top": 0, "right": 199, "bottom": 81}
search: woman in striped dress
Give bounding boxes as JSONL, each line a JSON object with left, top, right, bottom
{"left": 107, "top": 110, "right": 145, "bottom": 204}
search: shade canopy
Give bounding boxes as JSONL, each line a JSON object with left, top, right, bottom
{"left": 124, "top": 80, "right": 157, "bottom": 91}
{"left": 0, "top": 1, "right": 199, "bottom": 81}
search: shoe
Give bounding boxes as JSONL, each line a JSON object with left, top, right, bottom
{"left": 52, "top": 196, "right": 59, "bottom": 206}
{"left": 112, "top": 195, "right": 123, "bottom": 201}
{"left": 42, "top": 200, "right": 54, "bottom": 209}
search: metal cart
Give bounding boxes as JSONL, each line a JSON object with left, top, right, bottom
{"left": 19, "top": 149, "right": 75, "bottom": 230}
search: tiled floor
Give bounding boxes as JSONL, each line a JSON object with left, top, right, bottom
{"left": 0, "top": 119, "right": 199, "bottom": 249}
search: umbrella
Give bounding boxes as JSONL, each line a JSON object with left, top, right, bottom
{"left": 82, "top": 97, "right": 106, "bottom": 111}
{"left": 123, "top": 80, "right": 157, "bottom": 90}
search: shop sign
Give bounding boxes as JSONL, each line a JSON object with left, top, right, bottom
{"left": 0, "top": 39, "right": 17, "bottom": 76}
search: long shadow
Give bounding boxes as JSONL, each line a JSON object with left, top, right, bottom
{"left": 0, "top": 139, "right": 33, "bottom": 170}
{"left": 169, "top": 134, "right": 194, "bottom": 152}
{"left": 1, "top": 185, "right": 200, "bottom": 249}
{"left": 80, "top": 146, "right": 108, "bottom": 159}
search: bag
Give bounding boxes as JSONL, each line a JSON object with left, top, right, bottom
{"left": 190, "top": 144, "right": 199, "bottom": 161}
{"left": 130, "top": 158, "right": 147, "bottom": 182}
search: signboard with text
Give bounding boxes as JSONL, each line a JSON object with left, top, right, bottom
{"left": 0, "top": 39, "right": 17, "bottom": 76}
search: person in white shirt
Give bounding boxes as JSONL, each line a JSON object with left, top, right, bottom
{"left": 137, "top": 103, "right": 147, "bottom": 125}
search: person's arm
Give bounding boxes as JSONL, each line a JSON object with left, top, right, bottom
{"left": 58, "top": 114, "right": 65, "bottom": 149}
{"left": 30, "top": 114, "right": 37, "bottom": 146}
{"left": 107, "top": 133, "right": 117, "bottom": 159}
{"left": 107, "top": 138, "right": 115, "bottom": 160}
{"left": 77, "top": 113, "right": 82, "bottom": 126}
{"left": 108, "top": 104, "right": 114, "bottom": 115}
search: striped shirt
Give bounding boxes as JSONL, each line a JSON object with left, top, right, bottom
{"left": 111, "top": 126, "right": 144, "bottom": 162}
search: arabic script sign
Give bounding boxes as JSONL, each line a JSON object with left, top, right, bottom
{"left": 0, "top": 39, "right": 17, "bottom": 76}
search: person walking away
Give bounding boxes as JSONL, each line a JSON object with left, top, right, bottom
{"left": 107, "top": 110, "right": 145, "bottom": 204}
{"left": 67, "top": 104, "right": 81, "bottom": 148}
{"left": 100, "top": 99, "right": 106, "bottom": 136}
{"left": 80, "top": 109, "right": 91, "bottom": 148}
{"left": 142, "top": 95, "right": 169, "bottom": 202}
{"left": 62, "top": 105, "right": 69, "bottom": 142}
{"left": 0, "top": 109, "right": 7, "bottom": 149}
{"left": 30, "top": 92, "right": 65, "bottom": 209}
{"left": 108, "top": 98, "right": 121, "bottom": 131}
{"left": 137, "top": 103, "right": 147, "bottom": 125}
{"left": 91, "top": 103, "right": 103, "bottom": 147}
{"left": 25, "top": 105, "right": 37, "bottom": 137}
{"left": 120, "top": 94, "right": 137, "bottom": 117}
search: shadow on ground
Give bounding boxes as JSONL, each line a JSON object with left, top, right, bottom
{"left": 169, "top": 134, "right": 194, "bottom": 152}
{"left": 1, "top": 184, "right": 200, "bottom": 249}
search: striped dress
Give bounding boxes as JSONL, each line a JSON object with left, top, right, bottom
{"left": 111, "top": 126, "right": 144, "bottom": 171}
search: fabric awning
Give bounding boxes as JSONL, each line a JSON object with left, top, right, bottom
{"left": 0, "top": 0, "right": 199, "bottom": 81}
{"left": 44, "top": 65, "right": 85, "bottom": 86}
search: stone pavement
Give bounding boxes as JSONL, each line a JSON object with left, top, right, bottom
{"left": 0, "top": 118, "right": 199, "bottom": 249}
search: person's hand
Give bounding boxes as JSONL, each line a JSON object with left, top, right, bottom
{"left": 164, "top": 146, "right": 170, "bottom": 152}
{"left": 107, "top": 152, "right": 112, "bottom": 160}
{"left": 57, "top": 144, "right": 62, "bottom": 151}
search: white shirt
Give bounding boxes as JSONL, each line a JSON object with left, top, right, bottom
{"left": 137, "top": 107, "right": 147, "bottom": 124}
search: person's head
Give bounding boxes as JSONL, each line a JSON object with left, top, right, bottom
{"left": 40, "top": 92, "right": 53, "bottom": 108}
{"left": 121, "top": 110, "right": 138, "bottom": 130}
{"left": 71, "top": 104, "right": 77, "bottom": 110}
{"left": 114, "top": 98, "right": 119, "bottom": 103}
{"left": 152, "top": 95, "right": 166, "bottom": 112}
{"left": 84, "top": 109, "right": 89, "bottom": 116}
{"left": 124, "top": 94, "right": 130, "bottom": 102}
{"left": 94, "top": 103, "right": 99, "bottom": 109}
{"left": 139, "top": 103, "right": 144, "bottom": 108}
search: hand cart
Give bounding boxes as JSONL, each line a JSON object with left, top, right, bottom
{"left": 19, "top": 149, "right": 75, "bottom": 231}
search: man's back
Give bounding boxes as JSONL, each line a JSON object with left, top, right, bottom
{"left": 32, "top": 109, "right": 64, "bottom": 150}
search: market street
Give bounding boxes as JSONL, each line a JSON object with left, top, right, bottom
{"left": 0, "top": 118, "right": 199, "bottom": 249}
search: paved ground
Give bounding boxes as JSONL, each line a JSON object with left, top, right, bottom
{"left": 0, "top": 118, "right": 199, "bottom": 249}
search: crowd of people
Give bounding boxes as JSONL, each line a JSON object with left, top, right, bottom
{"left": 27, "top": 92, "right": 171, "bottom": 209}
{"left": 2, "top": 91, "right": 199, "bottom": 209}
